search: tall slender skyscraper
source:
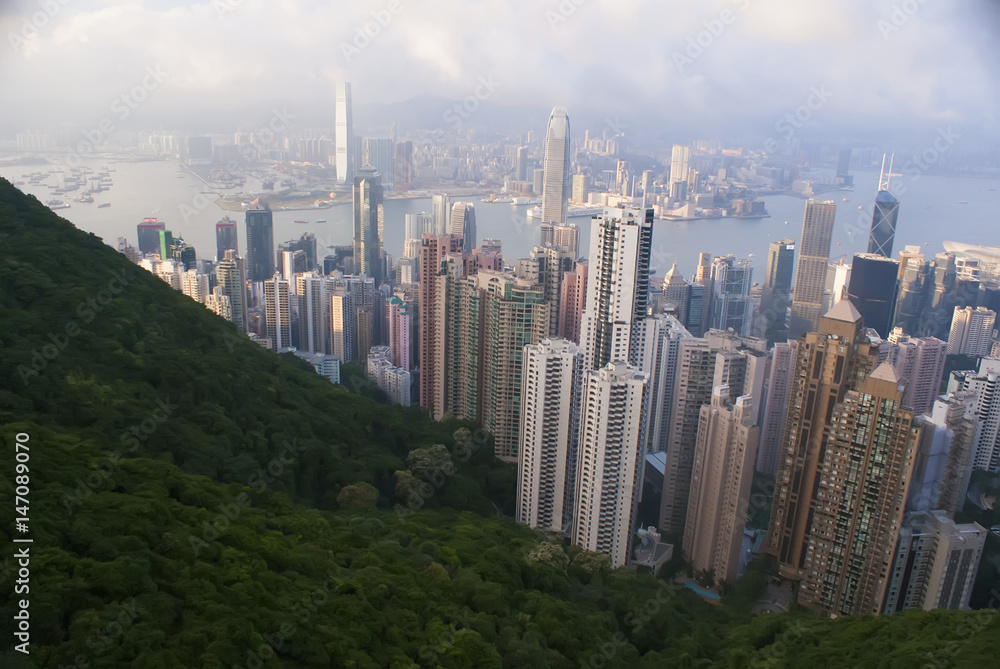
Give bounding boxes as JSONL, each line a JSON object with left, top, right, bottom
{"left": 431, "top": 194, "right": 450, "bottom": 236}
{"left": 756, "top": 340, "right": 798, "bottom": 475}
{"left": 335, "top": 82, "right": 353, "bottom": 185}
{"left": 263, "top": 276, "right": 292, "bottom": 351}
{"left": 788, "top": 199, "right": 837, "bottom": 339}
{"left": 709, "top": 255, "right": 754, "bottom": 336}
{"left": 670, "top": 145, "right": 691, "bottom": 187}
{"left": 557, "top": 260, "right": 588, "bottom": 344}
{"left": 353, "top": 166, "right": 385, "bottom": 286}
{"left": 245, "top": 202, "right": 275, "bottom": 282}
{"left": 295, "top": 272, "right": 329, "bottom": 355}
{"left": 796, "top": 362, "right": 920, "bottom": 616}
{"left": 573, "top": 361, "right": 648, "bottom": 569}
{"left": 419, "top": 234, "right": 464, "bottom": 419}
{"left": 215, "top": 217, "right": 238, "bottom": 262}
{"left": 760, "top": 239, "right": 795, "bottom": 343}
{"left": 579, "top": 206, "right": 653, "bottom": 371}
{"left": 517, "top": 339, "right": 584, "bottom": 534}
{"left": 683, "top": 387, "right": 759, "bottom": 585}
{"left": 449, "top": 202, "right": 477, "bottom": 254}
{"left": 541, "top": 107, "right": 571, "bottom": 225}
{"left": 868, "top": 154, "right": 900, "bottom": 258}
{"left": 216, "top": 250, "right": 248, "bottom": 333}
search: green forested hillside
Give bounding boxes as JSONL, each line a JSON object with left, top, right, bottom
{"left": 0, "top": 177, "right": 997, "bottom": 668}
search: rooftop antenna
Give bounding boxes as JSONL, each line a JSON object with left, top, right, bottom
{"left": 879, "top": 152, "right": 894, "bottom": 192}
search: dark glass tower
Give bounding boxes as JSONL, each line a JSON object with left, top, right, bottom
{"left": 868, "top": 154, "right": 900, "bottom": 258}
{"left": 353, "top": 166, "right": 385, "bottom": 286}
{"left": 245, "top": 202, "right": 275, "bottom": 282}
{"left": 137, "top": 218, "right": 165, "bottom": 254}
{"left": 847, "top": 253, "right": 900, "bottom": 338}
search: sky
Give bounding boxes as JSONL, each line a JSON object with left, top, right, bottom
{"left": 1, "top": 0, "right": 998, "bottom": 143}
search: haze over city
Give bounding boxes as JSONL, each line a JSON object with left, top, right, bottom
{"left": 1, "top": 0, "right": 999, "bottom": 143}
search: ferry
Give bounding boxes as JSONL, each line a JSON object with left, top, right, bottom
{"left": 527, "top": 204, "right": 604, "bottom": 220}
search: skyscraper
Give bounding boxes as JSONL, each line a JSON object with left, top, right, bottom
{"left": 216, "top": 250, "right": 248, "bottom": 333}
{"left": 431, "top": 194, "right": 450, "bottom": 236}
{"left": 419, "top": 234, "right": 464, "bottom": 419}
{"left": 795, "top": 362, "right": 920, "bottom": 616}
{"left": 883, "top": 510, "right": 985, "bottom": 614}
{"left": 951, "top": 358, "right": 1000, "bottom": 471}
{"left": 788, "top": 199, "right": 837, "bottom": 339}
{"left": 572, "top": 174, "right": 589, "bottom": 204}
{"left": 760, "top": 239, "right": 795, "bottom": 343}
{"left": 660, "top": 331, "right": 767, "bottom": 536}
{"left": 245, "top": 202, "right": 275, "bottom": 282}
{"left": 263, "top": 276, "right": 292, "bottom": 351}
{"left": 449, "top": 202, "right": 477, "bottom": 254}
{"left": 885, "top": 328, "right": 948, "bottom": 416}
{"left": 766, "top": 300, "right": 881, "bottom": 582}
{"left": 683, "top": 387, "right": 759, "bottom": 585}
{"left": 215, "top": 217, "right": 238, "bottom": 261}
{"left": 756, "top": 340, "right": 798, "bottom": 475}
{"left": 330, "top": 291, "right": 356, "bottom": 363}
{"left": 670, "top": 144, "right": 690, "bottom": 188}
{"left": 709, "top": 255, "right": 754, "bottom": 336}
{"left": 907, "top": 393, "right": 980, "bottom": 516}
{"left": 516, "top": 146, "right": 528, "bottom": 181}
{"left": 539, "top": 222, "right": 581, "bottom": 258}
{"left": 335, "top": 82, "right": 353, "bottom": 184}
{"left": 573, "top": 361, "right": 648, "bottom": 569}
{"left": 362, "top": 137, "right": 395, "bottom": 189}
{"left": 387, "top": 296, "right": 412, "bottom": 371}
{"left": 579, "top": 206, "right": 653, "bottom": 371}
{"left": 557, "top": 260, "right": 588, "bottom": 344}
{"left": 137, "top": 218, "right": 165, "bottom": 254}
{"left": 541, "top": 107, "right": 571, "bottom": 225}
{"left": 637, "top": 314, "right": 693, "bottom": 454}
{"left": 295, "top": 272, "right": 329, "bottom": 355}
{"left": 517, "top": 338, "right": 584, "bottom": 534}
{"left": 394, "top": 140, "right": 413, "bottom": 187}
{"left": 847, "top": 253, "right": 900, "bottom": 338}
{"left": 205, "top": 287, "right": 232, "bottom": 322}
{"left": 868, "top": 155, "right": 900, "bottom": 258}
{"left": 662, "top": 264, "right": 692, "bottom": 326}
{"left": 353, "top": 166, "right": 385, "bottom": 286}
{"left": 480, "top": 273, "right": 550, "bottom": 461}
{"left": 947, "top": 307, "right": 997, "bottom": 357}
{"left": 528, "top": 244, "right": 575, "bottom": 337}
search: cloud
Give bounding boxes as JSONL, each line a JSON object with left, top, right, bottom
{"left": 0, "top": 0, "right": 996, "bottom": 139}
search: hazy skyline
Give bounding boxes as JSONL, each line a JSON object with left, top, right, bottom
{"left": 1, "top": 0, "right": 998, "bottom": 143}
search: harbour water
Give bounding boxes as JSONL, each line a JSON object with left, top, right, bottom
{"left": 2, "top": 158, "right": 997, "bottom": 282}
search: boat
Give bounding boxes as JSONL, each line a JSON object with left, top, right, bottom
{"left": 527, "top": 204, "right": 604, "bottom": 220}
{"left": 46, "top": 200, "right": 70, "bottom": 210}
{"left": 315, "top": 219, "right": 327, "bottom": 224}
{"left": 98, "top": 202, "right": 111, "bottom": 208}
{"left": 512, "top": 197, "right": 541, "bottom": 205}
{"left": 958, "top": 201, "right": 969, "bottom": 204}
{"left": 842, "top": 197, "right": 849, "bottom": 202}
{"left": 294, "top": 220, "right": 308, "bottom": 224}
{"left": 76, "top": 195, "right": 94, "bottom": 203}
{"left": 857, "top": 205, "right": 863, "bottom": 210}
